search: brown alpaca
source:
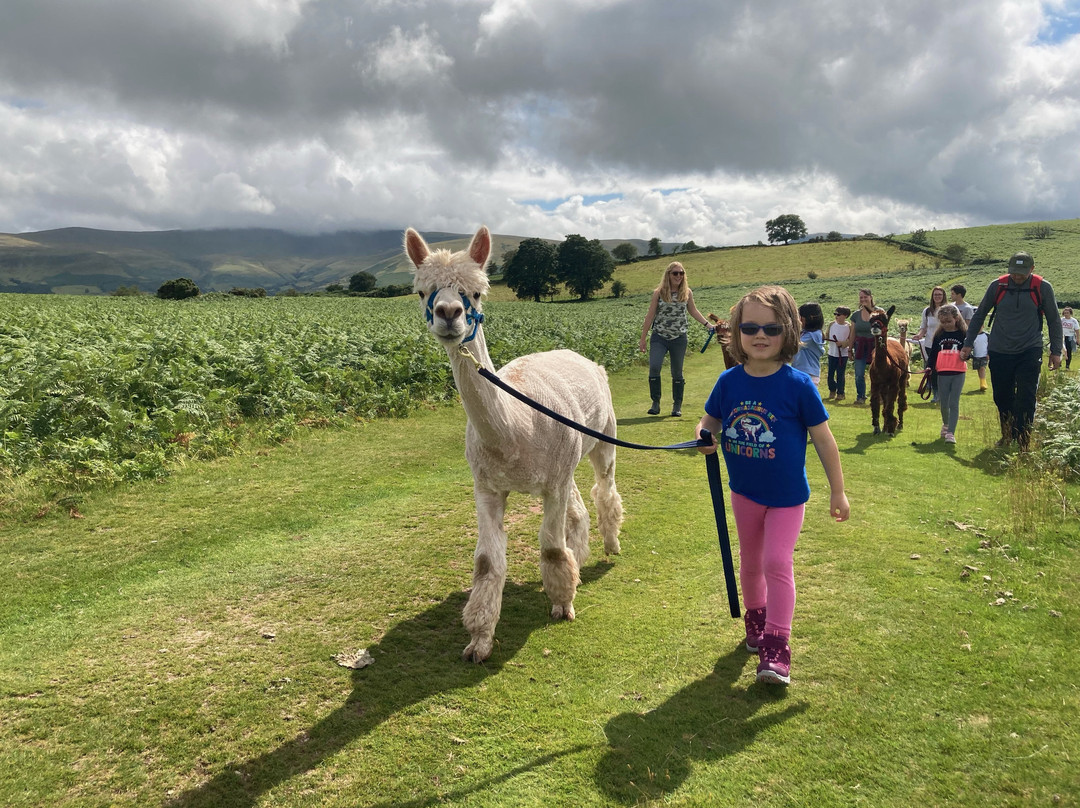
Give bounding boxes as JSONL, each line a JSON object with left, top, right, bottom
{"left": 707, "top": 314, "right": 739, "bottom": 369}
{"left": 868, "top": 305, "right": 910, "bottom": 435}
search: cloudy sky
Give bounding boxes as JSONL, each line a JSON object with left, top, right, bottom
{"left": 2, "top": 0, "right": 1079, "bottom": 246}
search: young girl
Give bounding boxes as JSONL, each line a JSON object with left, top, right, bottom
{"left": 695, "top": 285, "right": 850, "bottom": 686}
{"left": 914, "top": 286, "right": 947, "bottom": 402}
{"left": 791, "top": 301, "right": 825, "bottom": 387}
{"left": 972, "top": 327, "right": 989, "bottom": 391}
{"left": 926, "top": 303, "right": 968, "bottom": 444}
{"left": 825, "top": 306, "right": 852, "bottom": 401}
{"left": 1061, "top": 308, "right": 1079, "bottom": 369}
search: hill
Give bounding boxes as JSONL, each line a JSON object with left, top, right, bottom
{"left": 2, "top": 219, "right": 1078, "bottom": 297}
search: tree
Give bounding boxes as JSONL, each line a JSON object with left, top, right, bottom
{"left": 349, "top": 271, "right": 377, "bottom": 293}
{"left": 502, "top": 238, "right": 559, "bottom": 302}
{"left": 826, "top": 231, "right": 843, "bottom": 242}
{"left": 910, "top": 228, "right": 929, "bottom": 246}
{"left": 610, "top": 280, "right": 628, "bottom": 298}
{"left": 156, "top": 277, "right": 200, "bottom": 300}
{"left": 557, "top": 234, "right": 615, "bottom": 301}
{"left": 647, "top": 237, "right": 663, "bottom": 257}
{"left": 944, "top": 244, "right": 969, "bottom": 266}
{"left": 611, "top": 242, "right": 637, "bottom": 263}
{"left": 765, "top": 214, "right": 808, "bottom": 245}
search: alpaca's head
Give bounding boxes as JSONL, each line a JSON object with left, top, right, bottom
{"left": 868, "top": 305, "right": 895, "bottom": 339}
{"left": 406, "top": 226, "right": 491, "bottom": 345}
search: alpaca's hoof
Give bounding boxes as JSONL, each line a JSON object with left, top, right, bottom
{"left": 873, "top": 426, "right": 881, "bottom": 435}
{"left": 550, "top": 603, "right": 575, "bottom": 621}
{"left": 604, "top": 539, "right": 621, "bottom": 555}
{"left": 462, "top": 638, "right": 492, "bottom": 663}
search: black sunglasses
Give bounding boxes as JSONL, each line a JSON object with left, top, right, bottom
{"left": 670, "top": 270, "right": 684, "bottom": 276}
{"left": 739, "top": 322, "right": 784, "bottom": 337}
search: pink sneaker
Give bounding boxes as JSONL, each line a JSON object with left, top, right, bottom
{"left": 945, "top": 431, "right": 956, "bottom": 444}
{"left": 756, "top": 632, "right": 791, "bottom": 685}
{"left": 743, "top": 607, "right": 766, "bottom": 652}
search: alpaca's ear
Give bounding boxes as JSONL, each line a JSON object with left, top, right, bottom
{"left": 468, "top": 226, "right": 492, "bottom": 269}
{"left": 886, "top": 304, "right": 896, "bottom": 320}
{"left": 404, "top": 228, "right": 429, "bottom": 269}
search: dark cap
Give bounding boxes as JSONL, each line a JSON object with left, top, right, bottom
{"left": 1008, "top": 252, "right": 1034, "bottom": 275}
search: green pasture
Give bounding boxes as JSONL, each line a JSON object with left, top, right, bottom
{"left": 1, "top": 346, "right": 1077, "bottom": 807}
{"left": 1, "top": 223, "right": 1079, "bottom": 805}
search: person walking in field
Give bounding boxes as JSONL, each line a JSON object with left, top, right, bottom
{"left": 695, "top": 285, "right": 849, "bottom": 686}
{"left": 639, "top": 261, "right": 713, "bottom": 417}
{"left": 961, "top": 252, "right": 1062, "bottom": 450}
{"left": 926, "top": 304, "right": 967, "bottom": 444}
{"left": 1060, "top": 307, "right": 1078, "bottom": 369}
{"left": 825, "top": 306, "right": 852, "bottom": 401}
{"left": 847, "top": 289, "right": 884, "bottom": 405}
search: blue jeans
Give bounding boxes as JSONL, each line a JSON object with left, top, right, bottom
{"left": 649, "top": 333, "right": 688, "bottom": 381}
{"left": 827, "top": 355, "right": 848, "bottom": 395}
{"left": 989, "top": 347, "right": 1043, "bottom": 443}
{"left": 853, "top": 358, "right": 868, "bottom": 400}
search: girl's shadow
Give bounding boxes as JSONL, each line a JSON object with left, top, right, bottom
{"left": 595, "top": 644, "right": 808, "bottom": 804}
{"left": 168, "top": 563, "right": 613, "bottom": 808}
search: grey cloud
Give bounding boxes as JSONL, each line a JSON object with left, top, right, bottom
{"left": 1, "top": 0, "right": 1078, "bottom": 240}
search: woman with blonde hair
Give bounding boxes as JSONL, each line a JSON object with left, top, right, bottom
{"left": 639, "top": 261, "right": 712, "bottom": 416}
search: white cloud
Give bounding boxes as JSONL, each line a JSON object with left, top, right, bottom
{"left": 2, "top": 0, "right": 1080, "bottom": 243}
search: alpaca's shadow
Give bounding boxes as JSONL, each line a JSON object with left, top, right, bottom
{"left": 618, "top": 415, "right": 681, "bottom": 428}
{"left": 908, "top": 440, "right": 1010, "bottom": 475}
{"left": 167, "top": 562, "right": 613, "bottom": 808}
{"left": 840, "top": 430, "right": 902, "bottom": 455}
{"left": 595, "top": 644, "right": 808, "bottom": 803}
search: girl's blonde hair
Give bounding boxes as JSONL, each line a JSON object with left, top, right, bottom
{"left": 727, "top": 285, "right": 801, "bottom": 364}
{"left": 932, "top": 303, "right": 968, "bottom": 339}
{"left": 657, "top": 261, "right": 689, "bottom": 303}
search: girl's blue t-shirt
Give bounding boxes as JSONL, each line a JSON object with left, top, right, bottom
{"left": 704, "top": 364, "right": 829, "bottom": 507}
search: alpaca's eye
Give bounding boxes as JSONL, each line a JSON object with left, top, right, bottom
{"left": 417, "top": 291, "right": 425, "bottom": 298}
{"left": 472, "top": 292, "right": 481, "bottom": 301}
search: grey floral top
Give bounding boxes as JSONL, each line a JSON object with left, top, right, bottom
{"left": 652, "top": 298, "right": 689, "bottom": 339}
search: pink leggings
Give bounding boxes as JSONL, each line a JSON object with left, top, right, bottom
{"left": 730, "top": 491, "right": 804, "bottom": 638}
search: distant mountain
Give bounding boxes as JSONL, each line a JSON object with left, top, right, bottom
{"left": 0, "top": 228, "right": 681, "bottom": 295}
{"left": 0, "top": 227, "right": 465, "bottom": 295}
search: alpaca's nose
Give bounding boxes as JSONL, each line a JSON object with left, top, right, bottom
{"left": 434, "top": 299, "right": 464, "bottom": 322}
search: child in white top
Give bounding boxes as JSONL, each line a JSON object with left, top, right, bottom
{"left": 972, "top": 328, "right": 989, "bottom": 391}
{"left": 1061, "top": 308, "right": 1079, "bottom": 369}
{"left": 825, "top": 306, "right": 851, "bottom": 401}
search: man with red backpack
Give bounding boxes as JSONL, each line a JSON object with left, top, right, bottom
{"left": 961, "top": 252, "right": 1063, "bottom": 450}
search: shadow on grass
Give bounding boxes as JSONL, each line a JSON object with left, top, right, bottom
{"left": 167, "top": 562, "right": 614, "bottom": 808}
{"left": 907, "top": 440, "right": 1008, "bottom": 475}
{"left": 594, "top": 644, "right": 808, "bottom": 803}
{"left": 839, "top": 430, "right": 902, "bottom": 455}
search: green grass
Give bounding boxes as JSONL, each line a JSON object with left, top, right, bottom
{"left": 3, "top": 222, "right": 1080, "bottom": 805}
{"left": 2, "top": 349, "right": 1077, "bottom": 806}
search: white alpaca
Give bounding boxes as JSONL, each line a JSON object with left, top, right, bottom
{"left": 406, "top": 226, "right": 624, "bottom": 663}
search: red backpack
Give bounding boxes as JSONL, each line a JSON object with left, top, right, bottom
{"left": 987, "top": 273, "right": 1043, "bottom": 328}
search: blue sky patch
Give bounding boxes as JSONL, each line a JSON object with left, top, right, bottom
{"left": 1037, "top": 2, "right": 1080, "bottom": 44}
{"left": 519, "top": 193, "right": 624, "bottom": 211}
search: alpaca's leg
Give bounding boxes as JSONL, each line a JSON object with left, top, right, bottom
{"left": 565, "top": 481, "right": 591, "bottom": 568}
{"left": 870, "top": 387, "right": 881, "bottom": 434}
{"left": 589, "top": 429, "right": 623, "bottom": 555}
{"left": 897, "top": 378, "right": 908, "bottom": 430}
{"left": 539, "top": 485, "right": 580, "bottom": 621}
{"left": 884, "top": 391, "right": 897, "bottom": 434}
{"left": 462, "top": 488, "right": 508, "bottom": 663}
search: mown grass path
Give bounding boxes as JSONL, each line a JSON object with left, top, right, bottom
{"left": 1, "top": 347, "right": 1077, "bottom": 807}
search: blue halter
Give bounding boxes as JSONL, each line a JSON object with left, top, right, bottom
{"left": 425, "top": 289, "right": 485, "bottom": 344}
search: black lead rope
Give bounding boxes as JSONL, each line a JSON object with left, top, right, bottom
{"left": 475, "top": 366, "right": 741, "bottom": 618}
